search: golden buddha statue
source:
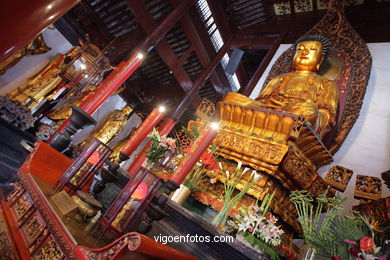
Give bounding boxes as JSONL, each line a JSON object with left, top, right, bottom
{"left": 81, "top": 106, "right": 132, "bottom": 147}
{"left": 224, "top": 35, "right": 338, "bottom": 139}
{"left": 188, "top": 35, "right": 340, "bottom": 235}
{"left": 7, "top": 47, "right": 80, "bottom": 110}
{"left": 46, "top": 84, "right": 97, "bottom": 128}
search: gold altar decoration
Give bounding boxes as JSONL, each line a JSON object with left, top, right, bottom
{"left": 354, "top": 175, "right": 382, "bottom": 201}
{"left": 81, "top": 106, "right": 132, "bottom": 147}
{"left": 195, "top": 98, "right": 216, "bottom": 122}
{"left": 324, "top": 165, "right": 353, "bottom": 192}
{"left": 0, "top": 33, "right": 51, "bottom": 75}
{"left": 111, "top": 199, "right": 134, "bottom": 232}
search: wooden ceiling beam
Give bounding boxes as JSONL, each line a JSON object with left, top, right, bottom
{"left": 230, "top": 36, "right": 278, "bottom": 49}
{"left": 126, "top": 0, "right": 202, "bottom": 107}
{"left": 168, "top": 0, "right": 231, "bottom": 96}
{"left": 239, "top": 35, "right": 285, "bottom": 96}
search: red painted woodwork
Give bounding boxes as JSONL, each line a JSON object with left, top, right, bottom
{"left": 0, "top": 0, "right": 79, "bottom": 63}
{"left": 121, "top": 108, "right": 165, "bottom": 158}
{"left": 127, "top": 117, "right": 176, "bottom": 175}
{"left": 20, "top": 141, "right": 72, "bottom": 185}
{"left": 170, "top": 125, "right": 218, "bottom": 184}
{"left": 79, "top": 55, "right": 142, "bottom": 115}
{"left": 0, "top": 144, "right": 197, "bottom": 259}
{"left": 75, "top": 232, "right": 197, "bottom": 260}
{"left": 127, "top": 0, "right": 201, "bottom": 106}
{"left": 0, "top": 201, "right": 30, "bottom": 259}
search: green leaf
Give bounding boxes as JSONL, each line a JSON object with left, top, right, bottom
{"left": 244, "top": 234, "right": 281, "bottom": 260}
{"left": 191, "top": 125, "right": 200, "bottom": 139}
{"left": 373, "top": 246, "right": 381, "bottom": 254}
{"left": 181, "top": 126, "right": 194, "bottom": 140}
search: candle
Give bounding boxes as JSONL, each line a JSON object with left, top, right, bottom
{"left": 170, "top": 123, "right": 218, "bottom": 185}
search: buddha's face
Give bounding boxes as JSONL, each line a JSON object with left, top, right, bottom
{"left": 293, "top": 41, "right": 324, "bottom": 71}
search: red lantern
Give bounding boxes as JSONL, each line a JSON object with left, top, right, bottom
{"left": 87, "top": 150, "right": 100, "bottom": 165}
{"left": 132, "top": 182, "right": 148, "bottom": 200}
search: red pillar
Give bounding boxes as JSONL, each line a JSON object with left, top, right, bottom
{"left": 120, "top": 107, "right": 165, "bottom": 160}
{"left": 127, "top": 117, "right": 176, "bottom": 175}
{"left": 170, "top": 124, "right": 218, "bottom": 185}
{"left": 0, "top": 0, "right": 79, "bottom": 63}
{"left": 52, "top": 54, "right": 143, "bottom": 137}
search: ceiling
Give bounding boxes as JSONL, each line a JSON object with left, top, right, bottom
{"left": 55, "top": 0, "right": 390, "bottom": 125}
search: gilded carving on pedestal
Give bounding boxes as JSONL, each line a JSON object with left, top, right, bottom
{"left": 34, "top": 235, "right": 64, "bottom": 260}
{"left": 354, "top": 175, "right": 382, "bottom": 200}
{"left": 195, "top": 98, "right": 215, "bottom": 122}
{"left": 324, "top": 165, "right": 353, "bottom": 192}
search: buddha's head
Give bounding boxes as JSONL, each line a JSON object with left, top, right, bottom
{"left": 293, "top": 35, "right": 330, "bottom": 72}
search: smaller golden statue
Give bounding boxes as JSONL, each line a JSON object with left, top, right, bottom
{"left": 224, "top": 35, "right": 338, "bottom": 139}
{"left": 81, "top": 106, "right": 132, "bottom": 147}
{"left": 46, "top": 84, "right": 97, "bottom": 128}
{"left": 108, "top": 127, "right": 136, "bottom": 163}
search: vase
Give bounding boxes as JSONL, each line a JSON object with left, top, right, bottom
{"left": 171, "top": 185, "right": 191, "bottom": 205}
{"left": 211, "top": 203, "right": 230, "bottom": 227}
{"left": 143, "top": 159, "right": 159, "bottom": 170}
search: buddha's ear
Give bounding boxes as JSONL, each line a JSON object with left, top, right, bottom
{"left": 317, "top": 56, "right": 325, "bottom": 71}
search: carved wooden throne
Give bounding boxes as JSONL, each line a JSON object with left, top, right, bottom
{"left": 189, "top": 0, "right": 372, "bottom": 235}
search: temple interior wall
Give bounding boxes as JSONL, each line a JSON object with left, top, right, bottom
{"left": 250, "top": 43, "right": 390, "bottom": 213}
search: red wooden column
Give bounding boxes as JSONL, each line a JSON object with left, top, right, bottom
{"left": 119, "top": 107, "right": 166, "bottom": 161}
{"left": 52, "top": 54, "right": 143, "bottom": 136}
{"left": 126, "top": 117, "right": 176, "bottom": 175}
{"left": 0, "top": 0, "right": 79, "bottom": 62}
{"left": 79, "top": 55, "right": 143, "bottom": 115}
{"left": 170, "top": 123, "right": 218, "bottom": 185}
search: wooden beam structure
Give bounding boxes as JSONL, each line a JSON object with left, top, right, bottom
{"left": 126, "top": 0, "right": 202, "bottom": 107}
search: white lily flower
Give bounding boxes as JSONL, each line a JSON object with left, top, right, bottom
{"left": 242, "top": 167, "right": 249, "bottom": 174}
{"left": 225, "top": 170, "right": 230, "bottom": 179}
{"left": 196, "top": 161, "right": 202, "bottom": 167}
{"left": 253, "top": 171, "right": 262, "bottom": 181}
{"left": 219, "top": 162, "right": 223, "bottom": 170}
{"left": 237, "top": 161, "right": 242, "bottom": 170}
{"left": 250, "top": 170, "right": 256, "bottom": 178}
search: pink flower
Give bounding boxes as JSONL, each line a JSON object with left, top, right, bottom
{"left": 344, "top": 239, "right": 357, "bottom": 245}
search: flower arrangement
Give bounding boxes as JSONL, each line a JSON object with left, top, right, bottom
{"left": 145, "top": 128, "right": 176, "bottom": 164}
{"left": 182, "top": 147, "right": 218, "bottom": 191}
{"left": 226, "top": 192, "right": 284, "bottom": 260}
{"left": 211, "top": 161, "right": 261, "bottom": 227}
{"left": 290, "top": 190, "right": 390, "bottom": 260}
